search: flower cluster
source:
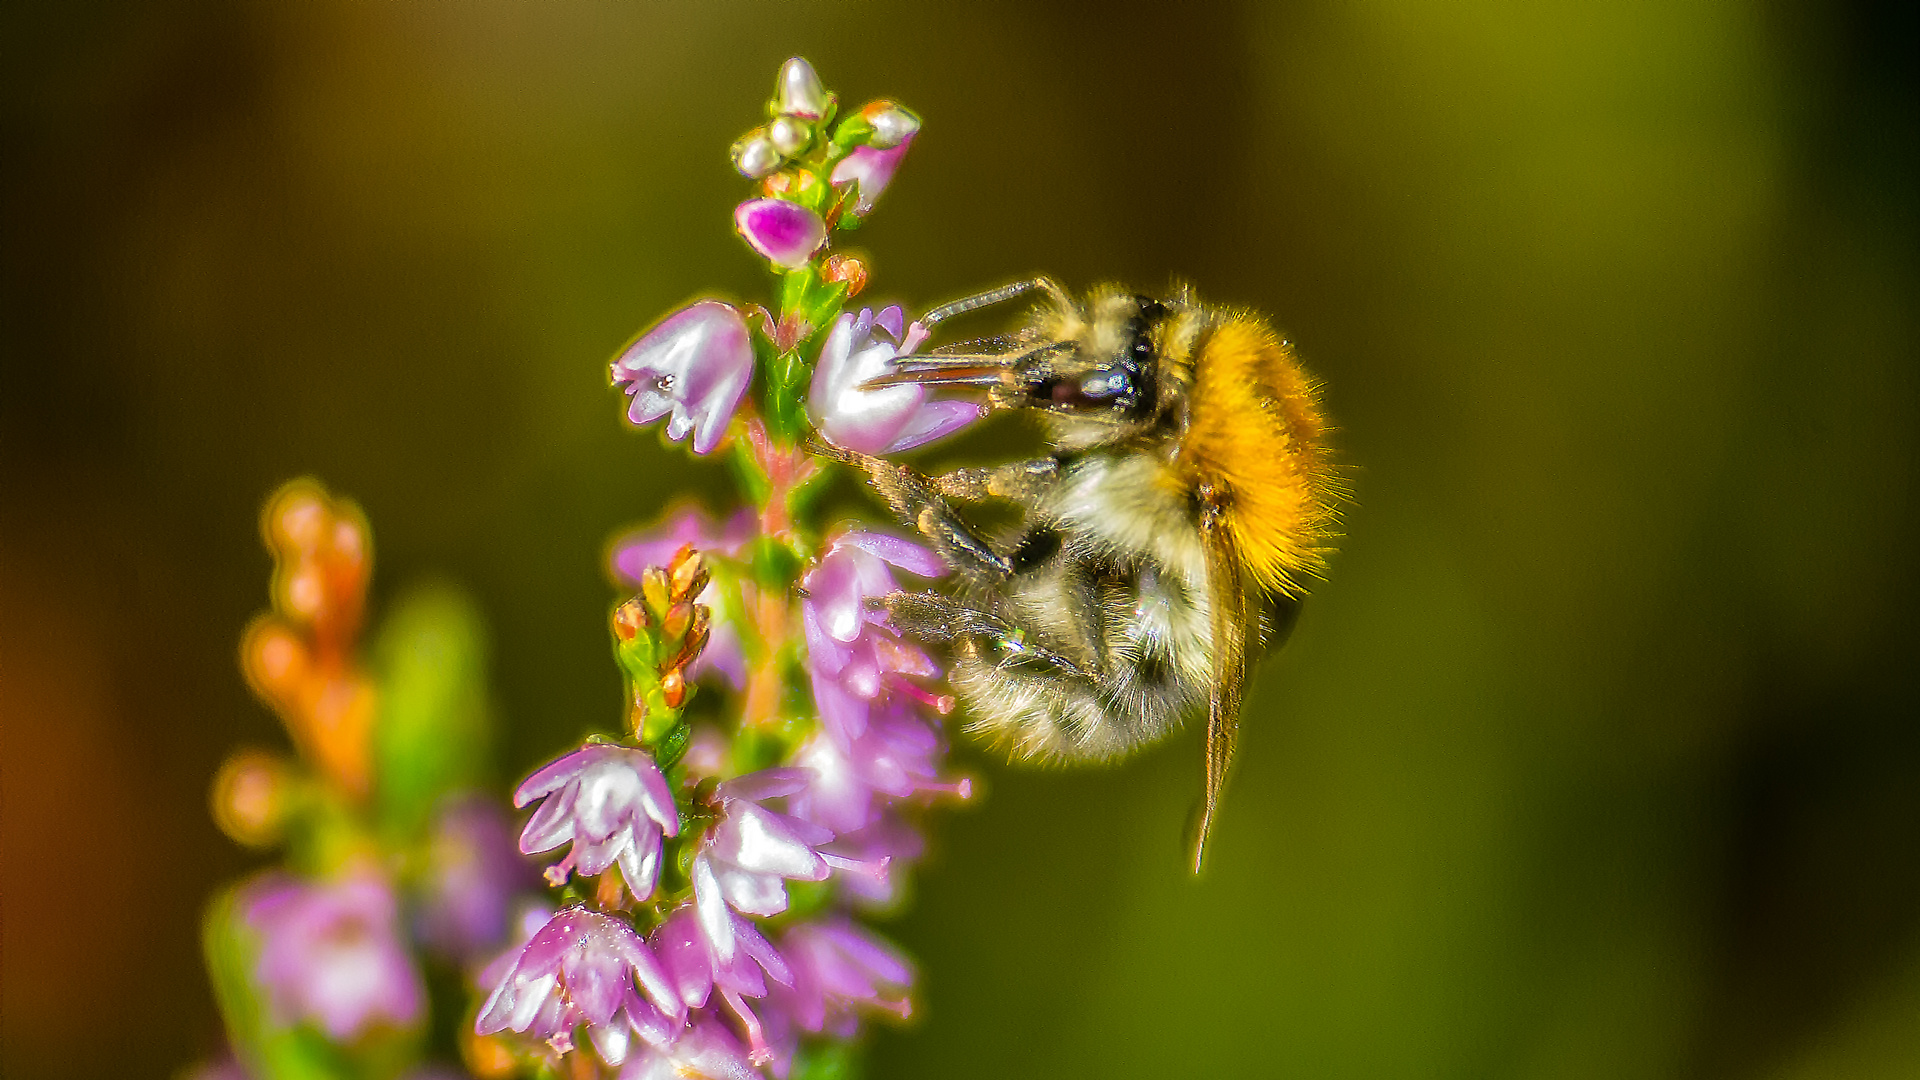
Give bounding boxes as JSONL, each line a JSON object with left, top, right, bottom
{"left": 471, "top": 58, "right": 976, "bottom": 1079}
{"left": 196, "top": 481, "right": 542, "bottom": 1079}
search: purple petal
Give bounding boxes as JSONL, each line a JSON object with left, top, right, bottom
{"left": 807, "top": 314, "right": 921, "bottom": 455}
{"left": 810, "top": 664, "right": 871, "bottom": 744}
{"left": 734, "top": 916, "right": 793, "bottom": 988}
{"left": 874, "top": 306, "right": 906, "bottom": 342}
{"left": 716, "top": 767, "right": 813, "bottom": 804}
{"left": 841, "top": 531, "right": 944, "bottom": 579}
{"left": 653, "top": 907, "right": 715, "bottom": 1009}
{"left": 615, "top": 825, "right": 663, "bottom": 903}
{"left": 712, "top": 863, "right": 791, "bottom": 917}
{"left": 734, "top": 199, "right": 826, "bottom": 270}
{"left": 713, "top": 803, "right": 830, "bottom": 880}
{"left": 884, "top": 398, "right": 984, "bottom": 454}
{"left": 692, "top": 855, "right": 737, "bottom": 961}
{"left": 830, "top": 138, "right": 912, "bottom": 216}
{"left": 624, "top": 933, "right": 683, "bottom": 1022}
{"left": 518, "top": 786, "right": 577, "bottom": 852}
{"left": 572, "top": 822, "right": 631, "bottom": 878}
{"left": 802, "top": 600, "right": 853, "bottom": 673}
{"left": 610, "top": 301, "right": 754, "bottom": 455}
{"left": 609, "top": 507, "right": 713, "bottom": 587}
{"left": 671, "top": 1019, "right": 757, "bottom": 1080}
{"left": 515, "top": 747, "right": 597, "bottom": 805}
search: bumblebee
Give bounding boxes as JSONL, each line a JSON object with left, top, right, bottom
{"left": 820, "top": 278, "right": 1336, "bottom": 869}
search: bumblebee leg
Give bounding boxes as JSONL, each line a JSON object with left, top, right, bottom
{"left": 928, "top": 457, "right": 1062, "bottom": 503}
{"left": 882, "top": 591, "right": 1090, "bottom": 678}
{"left": 809, "top": 440, "right": 1013, "bottom": 586}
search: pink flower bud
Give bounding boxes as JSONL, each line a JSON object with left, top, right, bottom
{"left": 734, "top": 198, "right": 828, "bottom": 270}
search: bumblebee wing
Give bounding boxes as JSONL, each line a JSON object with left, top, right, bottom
{"left": 1192, "top": 511, "right": 1250, "bottom": 873}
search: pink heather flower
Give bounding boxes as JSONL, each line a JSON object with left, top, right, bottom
{"left": 692, "top": 770, "right": 833, "bottom": 933}
{"left": 611, "top": 301, "right": 754, "bottom": 455}
{"left": 788, "top": 701, "right": 966, "bottom": 835}
{"left": 418, "top": 797, "right": 539, "bottom": 962}
{"left": 775, "top": 919, "right": 913, "bottom": 1038}
{"left": 803, "top": 530, "right": 948, "bottom": 743}
{"left": 242, "top": 871, "right": 425, "bottom": 1041}
{"left": 734, "top": 199, "right": 826, "bottom": 270}
{"left": 808, "top": 306, "right": 981, "bottom": 455}
{"left": 654, "top": 905, "right": 794, "bottom": 1065}
{"left": 515, "top": 744, "right": 680, "bottom": 900}
{"left": 608, "top": 506, "right": 755, "bottom": 688}
{"left": 614, "top": 1016, "right": 756, "bottom": 1080}
{"left": 476, "top": 907, "right": 681, "bottom": 1042}
{"left": 831, "top": 133, "right": 913, "bottom": 216}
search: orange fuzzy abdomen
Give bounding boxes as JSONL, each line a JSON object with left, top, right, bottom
{"left": 1178, "top": 318, "right": 1334, "bottom": 595}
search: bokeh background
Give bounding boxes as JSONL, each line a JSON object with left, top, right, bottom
{"left": 3, "top": 1, "right": 1916, "bottom": 1077}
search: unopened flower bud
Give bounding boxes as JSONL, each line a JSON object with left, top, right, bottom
{"left": 668, "top": 545, "right": 708, "bottom": 601}
{"left": 734, "top": 198, "right": 828, "bottom": 270}
{"left": 663, "top": 601, "right": 692, "bottom": 641}
{"left": 823, "top": 254, "right": 870, "bottom": 297}
{"left": 731, "top": 130, "right": 782, "bottom": 179}
{"left": 641, "top": 567, "right": 671, "bottom": 617}
{"left": 861, "top": 101, "right": 920, "bottom": 149}
{"left": 211, "top": 749, "right": 290, "bottom": 847}
{"left": 774, "top": 57, "right": 828, "bottom": 120}
{"left": 767, "top": 115, "right": 811, "bottom": 158}
{"left": 661, "top": 668, "right": 687, "bottom": 709}
{"left": 612, "top": 598, "right": 648, "bottom": 641}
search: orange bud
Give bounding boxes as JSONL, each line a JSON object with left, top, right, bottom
{"left": 267, "top": 484, "right": 328, "bottom": 552}
{"left": 595, "top": 870, "right": 629, "bottom": 910}
{"left": 661, "top": 668, "right": 686, "bottom": 709}
{"left": 669, "top": 547, "right": 708, "bottom": 601}
{"left": 242, "top": 618, "right": 311, "bottom": 700}
{"left": 823, "top": 254, "right": 869, "bottom": 297}
{"left": 612, "top": 597, "right": 647, "bottom": 641}
{"left": 663, "top": 601, "right": 692, "bottom": 641}
{"left": 211, "top": 749, "right": 289, "bottom": 847}
{"left": 641, "top": 567, "right": 671, "bottom": 617}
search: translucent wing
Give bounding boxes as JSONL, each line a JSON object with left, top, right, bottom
{"left": 1192, "top": 509, "right": 1251, "bottom": 873}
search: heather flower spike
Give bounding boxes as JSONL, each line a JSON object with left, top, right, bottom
{"left": 449, "top": 57, "right": 960, "bottom": 1079}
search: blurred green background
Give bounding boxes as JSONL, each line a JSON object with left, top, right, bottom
{"left": 3, "top": 1, "right": 1916, "bottom": 1078}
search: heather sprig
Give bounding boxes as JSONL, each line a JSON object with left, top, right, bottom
{"left": 198, "top": 481, "right": 542, "bottom": 1080}
{"left": 473, "top": 57, "right": 975, "bottom": 1079}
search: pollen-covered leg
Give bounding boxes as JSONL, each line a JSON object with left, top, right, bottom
{"left": 811, "top": 442, "right": 1011, "bottom": 587}
{"left": 928, "top": 457, "right": 1062, "bottom": 504}
{"left": 879, "top": 591, "right": 1089, "bottom": 678}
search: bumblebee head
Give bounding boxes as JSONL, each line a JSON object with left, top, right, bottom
{"left": 864, "top": 282, "right": 1193, "bottom": 449}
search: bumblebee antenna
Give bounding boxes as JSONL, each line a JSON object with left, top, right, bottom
{"left": 921, "top": 277, "right": 1069, "bottom": 327}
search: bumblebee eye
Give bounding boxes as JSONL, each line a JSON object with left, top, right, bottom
{"left": 1031, "top": 371, "right": 1131, "bottom": 410}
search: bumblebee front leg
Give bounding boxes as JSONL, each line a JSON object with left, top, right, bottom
{"left": 927, "top": 457, "right": 1062, "bottom": 504}
{"left": 810, "top": 441, "right": 1012, "bottom": 587}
